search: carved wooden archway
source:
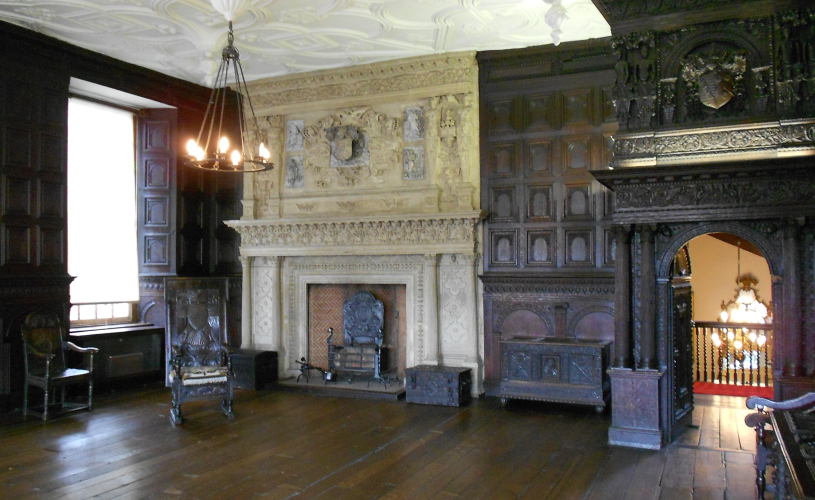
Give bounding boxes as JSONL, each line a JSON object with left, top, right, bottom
{"left": 594, "top": 158, "right": 815, "bottom": 448}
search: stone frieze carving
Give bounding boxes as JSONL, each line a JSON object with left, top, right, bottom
{"left": 227, "top": 213, "right": 483, "bottom": 256}
{"left": 246, "top": 53, "right": 476, "bottom": 110}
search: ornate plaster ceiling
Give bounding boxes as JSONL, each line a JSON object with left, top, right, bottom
{"left": 0, "top": 0, "right": 610, "bottom": 85}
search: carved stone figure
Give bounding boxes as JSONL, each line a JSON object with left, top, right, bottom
{"left": 403, "top": 147, "right": 424, "bottom": 180}
{"left": 403, "top": 107, "right": 424, "bottom": 142}
{"left": 285, "top": 156, "right": 304, "bottom": 188}
{"left": 286, "top": 119, "right": 304, "bottom": 151}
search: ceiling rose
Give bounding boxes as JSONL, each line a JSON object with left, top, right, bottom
{"left": 0, "top": 0, "right": 610, "bottom": 85}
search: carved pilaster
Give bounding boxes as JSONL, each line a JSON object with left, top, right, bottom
{"left": 783, "top": 220, "right": 803, "bottom": 376}
{"left": 554, "top": 303, "right": 569, "bottom": 338}
{"left": 613, "top": 224, "right": 633, "bottom": 368}
{"left": 423, "top": 254, "right": 440, "bottom": 365}
{"left": 459, "top": 253, "right": 479, "bottom": 366}
{"left": 240, "top": 256, "right": 253, "bottom": 348}
{"left": 251, "top": 115, "right": 284, "bottom": 220}
{"left": 638, "top": 224, "right": 657, "bottom": 370}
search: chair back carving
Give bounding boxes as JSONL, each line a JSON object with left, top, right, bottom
{"left": 343, "top": 291, "right": 384, "bottom": 345}
{"left": 164, "top": 278, "right": 229, "bottom": 377}
{"left": 22, "top": 311, "right": 67, "bottom": 374}
{"left": 171, "top": 290, "right": 224, "bottom": 367}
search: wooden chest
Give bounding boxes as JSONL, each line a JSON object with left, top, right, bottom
{"left": 499, "top": 339, "right": 610, "bottom": 411}
{"left": 405, "top": 365, "right": 471, "bottom": 407}
{"left": 231, "top": 349, "right": 278, "bottom": 390}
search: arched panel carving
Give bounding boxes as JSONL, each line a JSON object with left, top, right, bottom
{"left": 568, "top": 306, "right": 615, "bottom": 341}
{"left": 499, "top": 309, "right": 550, "bottom": 340}
{"left": 493, "top": 303, "right": 555, "bottom": 340}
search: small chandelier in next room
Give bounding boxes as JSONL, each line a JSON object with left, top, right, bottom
{"left": 185, "top": 0, "right": 272, "bottom": 173}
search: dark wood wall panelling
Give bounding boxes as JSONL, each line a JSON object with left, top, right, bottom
{"left": 477, "top": 41, "right": 618, "bottom": 391}
{"left": 0, "top": 20, "right": 242, "bottom": 412}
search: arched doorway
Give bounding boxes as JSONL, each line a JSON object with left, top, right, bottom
{"left": 658, "top": 222, "right": 784, "bottom": 443}
{"left": 669, "top": 233, "right": 775, "bottom": 438}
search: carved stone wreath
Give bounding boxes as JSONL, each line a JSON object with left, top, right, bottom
{"left": 303, "top": 107, "right": 401, "bottom": 188}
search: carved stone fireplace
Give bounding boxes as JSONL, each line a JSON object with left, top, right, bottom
{"left": 226, "top": 53, "right": 485, "bottom": 395}
{"left": 228, "top": 216, "right": 484, "bottom": 395}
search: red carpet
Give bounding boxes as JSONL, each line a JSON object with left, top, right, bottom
{"left": 694, "top": 382, "right": 773, "bottom": 399}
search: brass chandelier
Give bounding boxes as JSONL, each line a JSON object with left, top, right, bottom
{"left": 185, "top": 16, "right": 272, "bottom": 173}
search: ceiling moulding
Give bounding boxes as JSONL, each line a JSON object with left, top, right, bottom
{"left": 245, "top": 52, "right": 477, "bottom": 116}
{"left": 592, "top": 0, "right": 809, "bottom": 35}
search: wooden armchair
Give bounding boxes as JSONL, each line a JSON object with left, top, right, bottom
{"left": 745, "top": 392, "right": 815, "bottom": 500}
{"left": 22, "top": 310, "right": 98, "bottom": 420}
{"left": 166, "top": 278, "right": 235, "bottom": 425}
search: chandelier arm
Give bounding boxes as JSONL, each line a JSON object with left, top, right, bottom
{"left": 197, "top": 65, "right": 222, "bottom": 150}
{"left": 216, "top": 62, "right": 228, "bottom": 155}
{"left": 234, "top": 55, "right": 263, "bottom": 156}
{"left": 205, "top": 59, "right": 228, "bottom": 156}
{"left": 232, "top": 57, "right": 248, "bottom": 159}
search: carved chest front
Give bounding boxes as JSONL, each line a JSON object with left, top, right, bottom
{"left": 499, "top": 339, "right": 610, "bottom": 411}
{"left": 405, "top": 365, "right": 471, "bottom": 407}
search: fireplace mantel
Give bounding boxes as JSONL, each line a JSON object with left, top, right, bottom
{"left": 225, "top": 211, "right": 484, "bottom": 257}
{"left": 226, "top": 212, "right": 486, "bottom": 396}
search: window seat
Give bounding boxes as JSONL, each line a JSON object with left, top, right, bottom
{"left": 69, "top": 323, "right": 164, "bottom": 383}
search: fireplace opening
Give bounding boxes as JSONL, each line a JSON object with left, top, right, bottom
{"left": 308, "top": 284, "right": 407, "bottom": 381}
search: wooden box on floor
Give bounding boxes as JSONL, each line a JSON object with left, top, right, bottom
{"left": 231, "top": 349, "right": 277, "bottom": 390}
{"left": 499, "top": 339, "right": 610, "bottom": 411}
{"left": 405, "top": 365, "right": 471, "bottom": 407}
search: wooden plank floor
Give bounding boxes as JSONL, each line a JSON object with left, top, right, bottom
{"left": 0, "top": 384, "right": 758, "bottom": 499}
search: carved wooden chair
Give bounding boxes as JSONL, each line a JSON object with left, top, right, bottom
{"left": 165, "top": 278, "right": 235, "bottom": 425}
{"left": 21, "top": 310, "right": 98, "bottom": 420}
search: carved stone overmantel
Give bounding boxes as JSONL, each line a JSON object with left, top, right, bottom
{"left": 229, "top": 53, "right": 483, "bottom": 395}
{"left": 239, "top": 52, "right": 480, "bottom": 223}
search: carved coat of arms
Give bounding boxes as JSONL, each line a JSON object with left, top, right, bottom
{"left": 681, "top": 49, "right": 747, "bottom": 110}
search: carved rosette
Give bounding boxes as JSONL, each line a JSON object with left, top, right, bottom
{"left": 227, "top": 213, "right": 483, "bottom": 256}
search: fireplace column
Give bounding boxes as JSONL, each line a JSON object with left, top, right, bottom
{"left": 268, "top": 256, "right": 282, "bottom": 353}
{"left": 462, "top": 253, "right": 479, "bottom": 367}
{"left": 423, "top": 254, "right": 439, "bottom": 365}
{"left": 240, "top": 256, "right": 253, "bottom": 349}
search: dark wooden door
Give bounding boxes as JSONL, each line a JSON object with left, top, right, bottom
{"left": 671, "top": 279, "right": 694, "bottom": 438}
